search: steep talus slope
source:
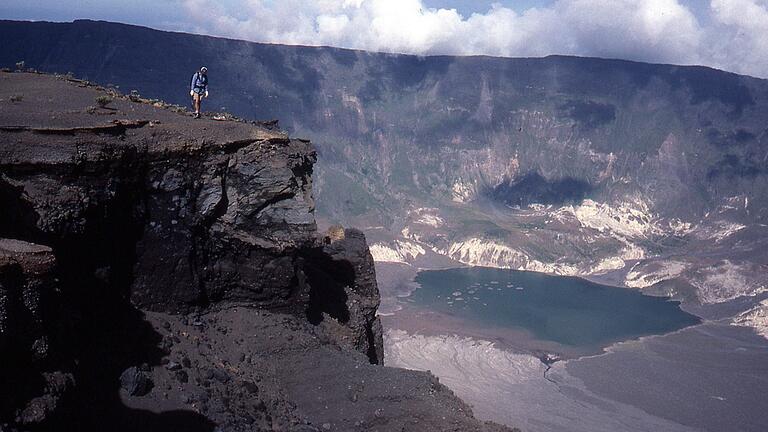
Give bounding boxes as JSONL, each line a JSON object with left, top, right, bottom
{"left": 0, "top": 72, "right": 513, "bottom": 432}
{"left": 2, "top": 20, "right": 766, "bottom": 312}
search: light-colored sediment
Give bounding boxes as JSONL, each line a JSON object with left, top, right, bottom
{"left": 384, "top": 329, "right": 698, "bottom": 432}
{"left": 731, "top": 299, "right": 768, "bottom": 340}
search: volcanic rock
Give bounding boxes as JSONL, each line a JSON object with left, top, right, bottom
{"left": 0, "top": 72, "right": 514, "bottom": 431}
{"left": 119, "top": 367, "right": 152, "bottom": 397}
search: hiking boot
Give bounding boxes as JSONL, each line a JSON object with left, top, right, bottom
{"left": 193, "top": 112, "right": 200, "bottom": 119}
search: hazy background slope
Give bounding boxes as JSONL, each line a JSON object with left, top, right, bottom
{"left": 2, "top": 19, "right": 768, "bottom": 309}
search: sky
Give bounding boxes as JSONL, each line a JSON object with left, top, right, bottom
{"left": 1, "top": 0, "right": 767, "bottom": 78}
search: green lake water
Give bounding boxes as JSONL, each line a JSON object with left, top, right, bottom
{"left": 411, "top": 267, "right": 701, "bottom": 348}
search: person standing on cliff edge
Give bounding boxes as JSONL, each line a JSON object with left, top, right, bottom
{"left": 190, "top": 66, "right": 209, "bottom": 119}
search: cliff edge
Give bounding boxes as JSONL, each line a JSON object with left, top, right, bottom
{"left": 0, "top": 72, "right": 514, "bottom": 432}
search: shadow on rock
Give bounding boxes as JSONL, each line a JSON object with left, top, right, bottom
{"left": 37, "top": 298, "right": 214, "bottom": 432}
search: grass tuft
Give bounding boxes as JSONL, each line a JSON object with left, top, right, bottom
{"left": 95, "top": 95, "right": 113, "bottom": 108}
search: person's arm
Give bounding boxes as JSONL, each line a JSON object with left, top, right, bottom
{"left": 190, "top": 73, "right": 197, "bottom": 96}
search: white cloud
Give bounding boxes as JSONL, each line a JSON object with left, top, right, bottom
{"left": 708, "top": 0, "right": 768, "bottom": 77}
{"left": 178, "top": 0, "right": 768, "bottom": 78}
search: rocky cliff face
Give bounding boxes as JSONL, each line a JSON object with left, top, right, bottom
{"left": 0, "top": 72, "right": 511, "bottom": 431}
{"left": 0, "top": 239, "right": 71, "bottom": 426}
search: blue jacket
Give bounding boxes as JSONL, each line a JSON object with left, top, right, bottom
{"left": 191, "top": 72, "right": 208, "bottom": 93}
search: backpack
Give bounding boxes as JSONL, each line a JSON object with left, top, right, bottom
{"left": 193, "top": 72, "right": 208, "bottom": 89}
